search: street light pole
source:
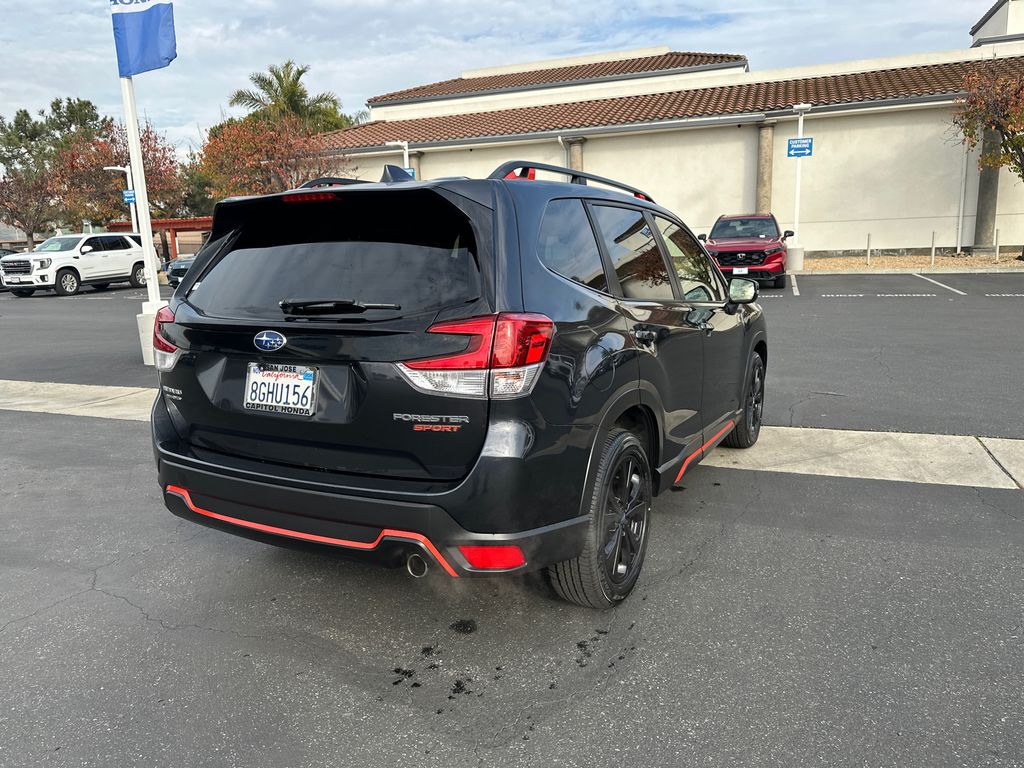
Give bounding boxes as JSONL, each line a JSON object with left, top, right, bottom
{"left": 791, "top": 103, "right": 812, "bottom": 248}
{"left": 103, "top": 164, "right": 138, "bottom": 233}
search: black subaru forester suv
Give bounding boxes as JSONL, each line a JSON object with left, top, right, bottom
{"left": 152, "top": 162, "right": 767, "bottom": 608}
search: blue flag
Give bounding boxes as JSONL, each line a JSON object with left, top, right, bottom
{"left": 110, "top": 0, "right": 177, "bottom": 78}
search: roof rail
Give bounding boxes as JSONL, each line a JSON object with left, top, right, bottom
{"left": 299, "top": 177, "right": 367, "bottom": 188}
{"left": 487, "top": 161, "right": 655, "bottom": 203}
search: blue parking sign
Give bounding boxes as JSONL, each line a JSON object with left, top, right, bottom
{"left": 788, "top": 138, "right": 813, "bottom": 158}
{"left": 123, "top": 189, "right": 137, "bottom": 204}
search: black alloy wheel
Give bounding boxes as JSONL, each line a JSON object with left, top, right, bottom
{"left": 549, "top": 428, "right": 652, "bottom": 608}
{"left": 724, "top": 352, "right": 764, "bottom": 449}
{"left": 602, "top": 452, "right": 650, "bottom": 586}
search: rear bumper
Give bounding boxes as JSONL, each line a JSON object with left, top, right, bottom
{"left": 153, "top": 399, "right": 589, "bottom": 577}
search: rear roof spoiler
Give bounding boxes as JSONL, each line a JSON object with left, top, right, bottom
{"left": 488, "top": 161, "right": 655, "bottom": 203}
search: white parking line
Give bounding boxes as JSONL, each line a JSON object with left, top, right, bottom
{"left": 1, "top": 380, "right": 1021, "bottom": 490}
{"left": 790, "top": 274, "right": 800, "bottom": 297}
{"left": 912, "top": 273, "right": 967, "bottom": 295}
{"left": 985, "top": 293, "right": 1024, "bottom": 297}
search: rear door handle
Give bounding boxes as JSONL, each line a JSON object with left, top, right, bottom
{"left": 698, "top": 321, "right": 713, "bottom": 335}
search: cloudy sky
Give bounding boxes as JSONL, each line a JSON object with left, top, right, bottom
{"left": 1, "top": 1, "right": 988, "bottom": 151}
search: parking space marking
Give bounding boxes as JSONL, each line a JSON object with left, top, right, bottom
{"left": 703, "top": 426, "right": 1020, "bottom": 490}
{"left": 0, "top": 380, "right": 154, "bottom": 422}
{"left": 0, "top": 380, "right": 1020, "bottom": 491}
{"left": 790, "top": 274, "right": 800, "bottom": 297}
{"left": 876, "top": 293, "right": 936, "bottom": 297}
{"left": 984, "top": 293, "right": 1024, "bottom": 297}
{"left": 912, "top": 273, "right": 967, "bottom": 295}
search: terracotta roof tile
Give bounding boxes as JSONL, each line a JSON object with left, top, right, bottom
{"left": 367, "top": 51, "right": 746, "bottom": 105}
{"left": 317, "top": 56, "right": 1024, "bottom": 153}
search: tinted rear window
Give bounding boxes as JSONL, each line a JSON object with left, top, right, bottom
{"left": 188, "top": 191, "right": 481, "bottom": 320}
{"left": 537, "top": 199, "right": 608, "bottom": 293}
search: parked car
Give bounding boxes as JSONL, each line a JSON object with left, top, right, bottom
{"left": 0, "top": 233, "right": 152, "bottom": 297}
{"left": 699, "top": 214, "right": 793, "bottom": 289}
{"left": 0, "top": 248, "right": 16, "bottom": 292}
{"left": 152, "top": 162, "right": 768, "bottom": 608}
{"left": 166, "top": 256, "right": 195, "bottom": 287}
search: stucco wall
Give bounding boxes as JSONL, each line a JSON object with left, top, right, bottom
{"left": 767, "top": 106, "right": 983, "bottom": 251}
{"left": 336, "top": 103, "right": 1024, "bottom": 253}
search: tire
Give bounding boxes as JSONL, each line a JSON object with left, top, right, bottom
{"left": 54, "top": 269, "right": 80, "bottom": 296}
{"left": 771, "top": 274, "right": 786, "bottom": 289}
{"left": 724, "top": 351, "right": 765, "bottom": 449}
{"left": 548, "top": 428, "right": 652, "bottom": 609}
{"left": 10, "top": 288, "right": 35, "bottom": 297}
{"left": 129, "top": 262, "right": 146, "bottom": 288}
{"left": 92, "top": 283, "right": 110, "bottom": 291}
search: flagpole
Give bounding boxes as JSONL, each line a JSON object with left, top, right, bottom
{"left": 119, "top": 75, "right": 166, "bottom": 364}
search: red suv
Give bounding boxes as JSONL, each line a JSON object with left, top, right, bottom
{"left": 699, "top": 214, "right": 792, "bottom": 289}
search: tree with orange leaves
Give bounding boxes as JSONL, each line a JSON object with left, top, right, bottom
{"left": 954, "top": 61, "right": 1024, "bottom": 180}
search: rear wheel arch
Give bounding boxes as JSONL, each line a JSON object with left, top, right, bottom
{"left": 613, "top": 405, "right": 658, "bottom": 482}
{"left": 754, "top": 339, "right": 767, "bottom": 368}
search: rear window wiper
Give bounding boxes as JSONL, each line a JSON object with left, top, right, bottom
{"left": 279, "top": 298, "right": 402, "bottom": 315}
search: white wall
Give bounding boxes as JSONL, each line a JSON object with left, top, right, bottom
{"left": 336, "top": 103, "right": 1022, "bottom": 253}
{"left": 996, "top": 166, "right": 1024, "bottom": 246}
{"left": 973, "top": 1, "right": 1010, "bottom": 43}
{"left": 768, "top": 106, "right": 980, "bottom": 251}
{"left": 583, "top": 126, "right": 758, "bottom": 234}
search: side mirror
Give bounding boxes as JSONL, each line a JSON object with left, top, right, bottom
{"left": 728, "top": 278, "right": 758, "bottom": 304}
{"left": 697, "top": 233, "right": 707, "bottom": 242}
{"left": 80, "top": 245, "right": 93, "bottom": 254}
{"left": 783, "top": 230, "right": 795, "bottom": 239}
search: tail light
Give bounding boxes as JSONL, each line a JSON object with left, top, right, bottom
{"left": 458, "top": 544, "right": 526, "bottom": 570}
{"left": 153, "top": 306, "right": 181, "bottom": 371}
{"left": 397, "top": 313, "right": 554, "bottom": 398}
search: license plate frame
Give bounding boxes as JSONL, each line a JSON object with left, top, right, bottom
{"left": 243, "top": 362, "right": 319, "bottom": 417}
{"left": 732, "top": 267, "right": 749, "bottom": 275}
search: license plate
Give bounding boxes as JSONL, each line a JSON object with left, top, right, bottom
{"left": 243, "top": 362, "right": 318, "bottom": 416}
{"left": 732, "top": 267, "right": 749, "bottom": 275}
{"left": 5, "top": 276, "right": 22, "bottom": 284}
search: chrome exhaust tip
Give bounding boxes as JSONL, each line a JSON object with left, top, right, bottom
{"left": 406, "top": 553, "right": 429, "bottom": 578}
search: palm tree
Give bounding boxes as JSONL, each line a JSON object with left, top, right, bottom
{"left": 229, "top": 61, "right": 350, "bottom": 130}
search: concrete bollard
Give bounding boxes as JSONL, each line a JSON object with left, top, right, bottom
{"left": 788, "top": 246, "right": 805, "bottom": 272}
{"left": 866, "top": 233, "right": 872, "bottom": 266}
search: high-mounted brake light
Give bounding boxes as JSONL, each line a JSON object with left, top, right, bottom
{"left": 397, "top": 313, "right": 554, "bottom": 398}
{"left": 152, "top": 306, "right": 182, "bottom": 372}
{"left": 458, "top": 545, "right": 526, "bottom": 570}
{"left": 281, "top": 192, "right": 339, "bottom": 203}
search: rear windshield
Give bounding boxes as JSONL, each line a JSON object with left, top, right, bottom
{"left": 187, "top": 191, "right": 481, "bottom": 321}
{"left": 710, "top": 218, "right": 779, "bottom": 239}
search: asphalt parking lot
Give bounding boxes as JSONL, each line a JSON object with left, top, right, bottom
{"left": 1, "top": 274, "right": 1022, "bottom": 767}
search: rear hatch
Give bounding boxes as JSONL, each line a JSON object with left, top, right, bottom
{"left": 160, "top": 186, "right": 496, "bottom": 483}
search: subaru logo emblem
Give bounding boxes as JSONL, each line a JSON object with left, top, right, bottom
{"left": 254, "top": 330, "right": 286, "bottom": 352}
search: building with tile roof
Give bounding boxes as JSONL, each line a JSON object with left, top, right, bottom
{"left": 315, "top": 3, "right": 1024, "bottom": 255}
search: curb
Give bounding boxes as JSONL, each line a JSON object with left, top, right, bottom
{"left": 794, "top": 267, "right": 1024, "bottom": 276}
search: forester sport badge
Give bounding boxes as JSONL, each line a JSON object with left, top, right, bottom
{"left": 254, "top": 330, "right": 286, "bottom": 352}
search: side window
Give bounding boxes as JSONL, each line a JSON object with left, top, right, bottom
{"left": 590, "top": 205, "right": 673, "bottom": 301}
{"left": 654, "top": 217, "right": 723, "bottom": 302}
{"left": 83, "top": 237, "right": 105, "bottom": 253}
{"left": 537, "top": 199, "right": 609, "bottom": 293}
{"left": 102, "top": 236, "right": 129, "bottom": 250}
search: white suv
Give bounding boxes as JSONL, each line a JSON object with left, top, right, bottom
{"left": 0, "top": 233, "right": 153, "bottom": 297}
